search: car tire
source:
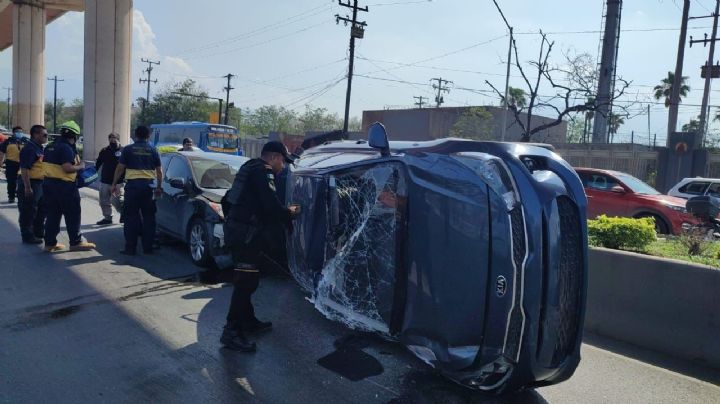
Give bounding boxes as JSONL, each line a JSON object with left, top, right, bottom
{"left": 188, "top": 218, "right": 212, "bottom": 267}
{"left": 636, "top": 213, "right": 670, "bottom": 235}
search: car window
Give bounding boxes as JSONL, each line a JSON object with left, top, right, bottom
{"left": 190, "top": 159, "right": 238, "bottom": 189}
{"left": 707, "top": 182, "right": 720, "bottom": 197}
{"left": 160, "top": 154, "right": 173, "bottom": 171}
{"left": 165, "top": 156, "right": 192, "bottom": 181}
{"left": 583, "top": 173, "right": 619, "bottom": 191}
{"left": 679, "top": 181, "right": 710, "bottom": 195}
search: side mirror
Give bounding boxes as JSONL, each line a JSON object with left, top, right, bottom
{"left": 368, "top": 122, "right": 390, "bottom": 156}
{"left": 611, "top": 185, "right": 626, "bottom": 194}
{"left": 169, "top": 177, "right": 186, "bottom": 190}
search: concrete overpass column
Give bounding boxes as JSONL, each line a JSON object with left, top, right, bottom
{"left": 83, "top": 0, "right": 132, "bottom": 159}
{"left": 11, "top": 0, "right": 45, "bottom": 131}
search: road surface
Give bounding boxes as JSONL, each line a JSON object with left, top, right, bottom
{"left": 0, "top": 182, "right": 718, "bottom": 403}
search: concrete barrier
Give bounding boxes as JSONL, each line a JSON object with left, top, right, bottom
{"left": 585, "top": 247, "right": 720, "bottom": 368}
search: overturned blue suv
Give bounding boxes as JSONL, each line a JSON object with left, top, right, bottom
{"left": 285, "top": 124, "right": 588, "bottom": 393}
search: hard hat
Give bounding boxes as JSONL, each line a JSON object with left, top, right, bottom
{"left": 59, "top": 120, "right": 81, "bottom": 136}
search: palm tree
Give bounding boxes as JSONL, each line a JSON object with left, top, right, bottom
{"left": 507, "top": 87, "right": 527, "bottom": 109}
{"left": 654, "top": 71, "right": 690, "bottom": 107}
{"left": 608, "top": 112, "right": 625, "bottom": 138}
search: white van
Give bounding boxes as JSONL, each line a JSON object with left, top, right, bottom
{"left": 667, "top": 177, "right": 720, "bottom": 199}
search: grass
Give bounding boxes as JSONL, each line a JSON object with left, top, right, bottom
{"left": 643, "top": 238, "right": 720, "bottom": 268}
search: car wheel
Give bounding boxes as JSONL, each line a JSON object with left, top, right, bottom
{"left": 188, "top": 218, "right": 212, "bottom": 267}
{"left": 637, "top": 213, "right": 670, "bottom": 235}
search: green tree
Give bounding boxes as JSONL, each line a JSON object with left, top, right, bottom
{"left": 240, "top": 105, "right": 297, "bottom": 137}
{"left": 141, "top": 79, "right": 216, "bottom": 126}
{"left": 507, "top": 87, "right": 527, "bottom": 109}
{"left": 654, "top": 71, "right": 690, "bottom": 107}
{"left": 608, "top": 112, "right": 625, "bottom": 137}
{"left": 449, "top": 107, "right": 495, "bottom": 140}
{"left": 297, "top": 106, "right": 341, "bottom": 132}
{"left": 682, "top": 115, "right": 702, "bottom": 133}
{"left": 566, "top": 115, "right": 585, "bottom": 143}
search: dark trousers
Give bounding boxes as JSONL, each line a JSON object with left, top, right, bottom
{"left": 17, "top": 179, "right": 45, "bottom": 240}
{"left": 224, "top": 220, "right": 270, "bottom": 328}
{"left": 123, "top": 186, "right": 156, "bottom": 253}
{"left": 5, "top": 161, "right": 19, "bottom": 200}
{"left": 44, "top": 180, "right": 82, "bottom": 246}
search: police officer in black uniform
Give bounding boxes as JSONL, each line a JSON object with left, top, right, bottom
{"left": 220, "top": 141, "right": 299, "bottom": 352}
{"left": 0, "top": 126, "right": 28, "bottom": 203}
{"left": 111, "top": 126, "right": 163, "bottom": 255}
{"left": 17, "top": 125, "right": 47, "bottom": 244}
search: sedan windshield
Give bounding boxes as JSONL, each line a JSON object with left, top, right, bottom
{"left": 190, "top": 158, "right": 241, "bottom": 189}
{"left": 615, "top": 172, "right": 660, "bottom": 195}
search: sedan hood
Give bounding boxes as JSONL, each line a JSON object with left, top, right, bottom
{"left": 199, "top": 187, "right": 228, "bottom": 203}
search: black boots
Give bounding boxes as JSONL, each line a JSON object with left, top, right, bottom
{"left": 220, "top": 326, "right": 256, "bottom": 352}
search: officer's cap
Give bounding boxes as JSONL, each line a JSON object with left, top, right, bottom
{"left": 262, "top": 141, "right": 293, "bottom": 163}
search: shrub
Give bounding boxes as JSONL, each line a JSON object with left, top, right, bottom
{"left": 157, "top": 145, "right": 178, "bottom": 153}
{"left": 588, "top": 215, "right": 657, "bottom": 251}
{"left": 679, "top": 227, "right": 713, "bottom": 256}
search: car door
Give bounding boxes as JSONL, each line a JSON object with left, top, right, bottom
{"left": 679, "top": 181, "right": 710, "bottom": 199}
{"left": 161, "top": 156, "right": 194, "bottom": 237}
{"left": 706, "top": 182, "right": 720, "bottom": 198}
{"left": 581, "top": 172, "right": 626, "bottom": 218}
{"left": 156, "top": 155, "right": 174, "bottom": 232}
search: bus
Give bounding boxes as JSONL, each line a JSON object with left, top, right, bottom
{"left": 150, "top": 122, "right": 243, "bottom": 156}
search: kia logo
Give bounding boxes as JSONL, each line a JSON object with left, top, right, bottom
{"left": 496, "top": 276, "right": 508, "bottom": 297}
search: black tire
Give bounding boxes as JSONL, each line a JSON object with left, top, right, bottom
{"left": 636, "top": 213, "right": 670, "bottom": 235}
{"left": 187, "top": 218, "right": 212, "bottom": 267}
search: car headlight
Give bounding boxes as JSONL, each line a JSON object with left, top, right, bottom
{"left": 667, "top": 204, "right": 687, "bottom": 213}
{"left": 207, "top": 201, "right": 225, "bottom": 219}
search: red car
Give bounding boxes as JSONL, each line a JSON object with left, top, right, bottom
{"left": 575, "top": 168, "right": 697, "bottom": 234}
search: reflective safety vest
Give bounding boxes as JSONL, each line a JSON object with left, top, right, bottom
{"left": 43, "top": 140, "right": 79, "bottom": 182}
{"left": 1, "top": 137, "right": 27, "bottom": 163}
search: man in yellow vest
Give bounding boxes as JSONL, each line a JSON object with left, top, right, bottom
{"left": 17, "top": 125, "right": 47, "bottom": 244}
{"left": 0, "top": 126, "right": 28, "bottom": 203}
{"left": 43, "top": 121, "right": 96, "bottom": 252}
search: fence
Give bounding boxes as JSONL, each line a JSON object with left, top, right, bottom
{"left": 556, "top": 144, "right": 659, "bottom": 183}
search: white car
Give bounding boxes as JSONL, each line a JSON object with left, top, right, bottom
{"left": 667, "top": 177, "right": 720, "bottom": 199}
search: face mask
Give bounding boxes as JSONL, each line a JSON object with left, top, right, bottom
{"left": 13, "top": 131, "right": 22, "bottom": 138}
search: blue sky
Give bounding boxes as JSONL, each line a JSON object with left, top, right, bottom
{"left": 1, "top": 0, "right": 719, "bottom": 143}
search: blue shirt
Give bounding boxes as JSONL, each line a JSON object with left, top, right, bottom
{"left": 19, "top": 140, "right": 44, "bottom": 180}
{"left": 43, "top": 139, "right": 78, "bottom": 182}
{"left": 119, "top": 140, "right": 161, "bottom": 188}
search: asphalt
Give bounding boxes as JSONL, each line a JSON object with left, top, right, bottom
{"left": 0, "top": 178, "right": 718, "bottom": 403}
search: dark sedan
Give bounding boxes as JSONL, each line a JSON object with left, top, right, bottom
{"left": 285, "top": 124, "right": 588, "bottom": 393}
{"left": 157, "top": 151, "right": 249, "bottom": 270}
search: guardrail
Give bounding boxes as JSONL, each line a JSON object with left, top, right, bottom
{"left": 585, "top": 247, "right": 720, "bottom": 368}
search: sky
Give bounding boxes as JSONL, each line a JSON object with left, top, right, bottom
{"left": 1, "top": 0, "right": 719, "bottom": 144}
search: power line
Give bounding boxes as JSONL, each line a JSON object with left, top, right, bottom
{"left": 413, "top": 95, "right": 429, "bottom": 108}
{"left": 223, "top": 73, "right": 235, "bottom": 125}
{"left": 431, "top": 77, "right": 452, "bottom": 107}
{"left": 174, "top": 2, "right": 333, "bottom": 56}
{"left": 139, "top": 58, "right": 160, "bottom": 123}
{"left": 336, "top": 0, "right": 369, "bottom": 135}
{"left": 47, "top": 75, "right": 64, "bottom": 134}
{"left": 514, "top": 26, "right": 712, "bottom": 35}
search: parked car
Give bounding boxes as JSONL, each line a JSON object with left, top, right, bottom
{"left": 668, "top": 177, "right": 720, "bottom": 199}
{"left": 156, "top": 151, "right": 249, "bottom": 269}
{"left": 575, "top": 168, "right": 696, "bottom": 234}
{"left": 285, "top": 123, "right": 588, "bottom": 393}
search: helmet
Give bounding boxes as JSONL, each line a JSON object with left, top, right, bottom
{"left": 59, "top": 120, "right": 81, "bottom": 138}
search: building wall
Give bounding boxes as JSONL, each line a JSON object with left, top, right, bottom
{"left": 362, "top": 106, "right": 567, "bottom": 144}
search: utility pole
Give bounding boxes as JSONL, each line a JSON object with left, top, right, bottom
{"left": 223, "top": 73, "right": 235, "bottom": 125}
{"left": 431, "top": 77, "right": 452, "bottom": 108}
{"left": 492, "top": 0, "right": 513, "bottom": 141}
{"left": 668, "top": 0, "right": 691, "bottom": 142}
{"left": 2, "top": 87, "right": 10, "bottom": 129}
{"left": 413, "top": 96, "right": 428, "bottom": 108}
{"left": 47, "top": 76, "right": 64, "bottom": 134}
{"left": 592, "top": 0, "right": 623, "bottom": 143}
{"left": 690, "top": 0, "right": 720, "bottom": 146}
{"left": 647, "top": 104, "right": 651, "bottom": 145}
{"left": 139, "top": 58, "right": 160, "bottom": 122}
{"left": 336, "top": 0, "right": 368, "bottom": 136}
